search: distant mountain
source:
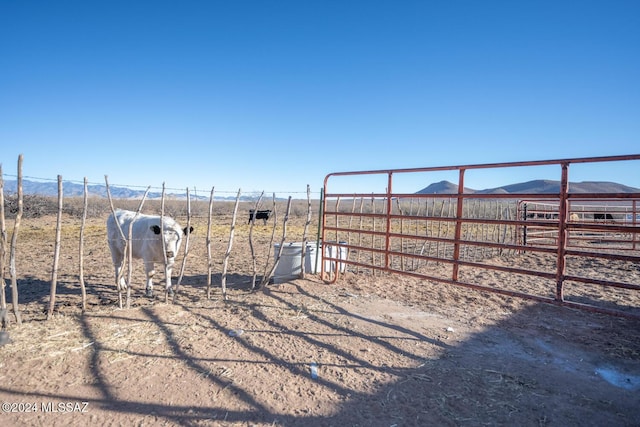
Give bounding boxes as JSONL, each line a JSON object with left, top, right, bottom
{"left": 478, "top": 180, "right": 640, "bottom": 194}
{"left": 416, "top": 179, "right": 640, "bottom": 195}
{"left": 416, "top": 180, "right": 475, "bottom": 194}
{"left": 2, "top": 179, "right": 178, "bottom": 199}
{"left": 3, "top": 178, "right": 638, "bottom": 200}
{"left": 1, "top": 179, "right": 226, "bottom": 201}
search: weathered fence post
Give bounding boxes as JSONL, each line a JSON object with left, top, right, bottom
{"left": 249, "top": 191, "right": 265, "bottom": 289}
{"left": 300, "top": 185, "right": 312, "bottom": 278}
{"left": 206, "top": 187, "right": 215, "bottom": 299}
{"left": 159, "top": 183, "right": 169, "bottom": 304}
{"left": 261, "top": 194, "right": 278, "bottom": 287}
{"left": 78, "top": 177, "right": 88, "bottom": 312}
{"left": 47, "top": 175, "right": 64, "bottom": 320}
{"left": 0, "top": 164, "right": 8, "bottom": 328}
{"left": 221, "top": 189, "right": 241, "bottom": 300}
{"left": 105, "top": 176, "right": 150, "bottom": 309}
{"left": 127, "top": 187, "right": 149, "bottom": 308}
{"left": 174, "top": 187, "right": 191, "bottom": 303}
{"left": 8, "top": 155, "right": 24, "bottom": 324}
{"left": 105, "top": 176, "right": 124, "bottom": 309}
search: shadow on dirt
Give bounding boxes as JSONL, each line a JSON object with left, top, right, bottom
{"left": 5, "top": 271, "right": 258, "bottom": 309}
{"left": 3, "top": 275, "right": 640, "bottom": 426}
{"left": 6, "top": 275, "right": 118, "bottom": 309}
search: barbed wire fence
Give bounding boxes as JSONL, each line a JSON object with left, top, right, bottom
{"left": 0, "top": 155, "right": 320, "bottom": 326}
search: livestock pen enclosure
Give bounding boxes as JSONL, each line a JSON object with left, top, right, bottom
{"left": 1, "top": 191, "right": 639, "bottom": 426}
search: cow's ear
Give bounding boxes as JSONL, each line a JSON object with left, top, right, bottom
{"left": 151, "top": 225, "right": 161, "bottom": 234}
{"left": 184, "top": 226, "right": 193, "bottom": 235}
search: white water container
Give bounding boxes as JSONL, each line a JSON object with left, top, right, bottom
{"left": 272, "top": 241, "right": 349, "bottom": 283}
{"left": 272, "top": 242, "right": 318, "bottom": 284}
{"left": 321, "top": 241, "right": 348, "bottom": 274}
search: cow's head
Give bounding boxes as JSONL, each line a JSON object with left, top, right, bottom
{"left": 150, "top": 224, "right": 193, "bottom": 259}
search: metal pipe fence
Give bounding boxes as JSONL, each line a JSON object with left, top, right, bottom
{"left": 321, "top": 154, "right": 640, "bottom": 319}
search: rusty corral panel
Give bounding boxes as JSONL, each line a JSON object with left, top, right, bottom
{"left": 321, "top": 154, "right": 640, "bottom": 319}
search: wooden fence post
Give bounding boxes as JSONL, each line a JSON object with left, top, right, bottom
{"left": 249, "top": 191, "right": 265, "bottom": 289}
{"left": 47, "top": 175, "right": 63, "bottom": 319}
{"left": 206, "top": 187, "right": 215, "bottom": 299}
{"left": 300, "top": 185, "right": 312, "bottom": 278}
{"left": 105, "top": 176, "right": 124, "bottom": 309}
{"left": 260, "top": 194, "right": 278, "bottom": 288}
{"left": 221, "top": 189, "right": 241, "bottom": 300}
{"left": 105, "top": 176, "right": 150, "bottom": 309}
{"left": 0, "top": 164, "right": 8, "bottom": 328}
{"left": 8, "top": 155, "right": 24, "bottom": 324}
{"left": 78, "top": 177, "right": 88, "bottom": 312}
{"left": 174, "top": 187, "right": 191, "bottom": 303}
{"left": 159, "top": 183, "right": 169, "bottom": 304}
{"left": 126, "top": 187, "right": 149, "bottom": 308}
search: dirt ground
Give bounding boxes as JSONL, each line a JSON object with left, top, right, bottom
{"left": 1, "top": 214, "right": 640, "bottom": 426}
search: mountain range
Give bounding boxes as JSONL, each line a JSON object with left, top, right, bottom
{"left": 2, "top": 179, "right": 212, "bottom": 200}
{"left": 2, "top": 179, "right": 638, "bottom": 200}
{"left": 417, "top": 179, "right": 640, "bottom": 194}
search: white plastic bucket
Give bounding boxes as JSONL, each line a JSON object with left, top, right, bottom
{"left": 272, "top": 241, "right": 349, "bottom": 283}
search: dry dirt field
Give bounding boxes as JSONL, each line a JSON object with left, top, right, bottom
{"left": 1, "top": 212, "right": 640, "bottom": 427}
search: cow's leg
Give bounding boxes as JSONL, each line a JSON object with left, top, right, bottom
{"left": 144, "top": 261, "right": 156, "bottom": 297}
{"left": 165, "top": 263, "right": 174, "bottom": 296}
{"left": 115, "top": 264, "right": 127, "bottom": 291}
{"left": 110, "top": 248, "right": 127, "bottom": 291}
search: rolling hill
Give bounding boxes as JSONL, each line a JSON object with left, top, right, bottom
{"left": 416, "top": 179, "right": 640, "bottom": 195}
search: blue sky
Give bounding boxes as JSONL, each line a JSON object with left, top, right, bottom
{"left": 1, "top": 1, "right": 639, "bottom": 197}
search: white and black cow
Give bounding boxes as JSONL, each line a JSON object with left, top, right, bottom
{"left": 107, "top": 209, "right": 193, "bottom": 297}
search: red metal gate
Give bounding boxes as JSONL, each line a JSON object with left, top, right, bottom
{"left": 321, "top": 154, "right": 640, "bottom": 319}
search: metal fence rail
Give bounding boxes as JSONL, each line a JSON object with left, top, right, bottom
{"left": 321, "top": 154, "right": 640, "bottom": 319}
{"left": 518, "top": 199, "right": 639, "bottom": 250}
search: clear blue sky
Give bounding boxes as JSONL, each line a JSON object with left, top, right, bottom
{"left": 1, "top": 1, "right": 639, "bottom": 197}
